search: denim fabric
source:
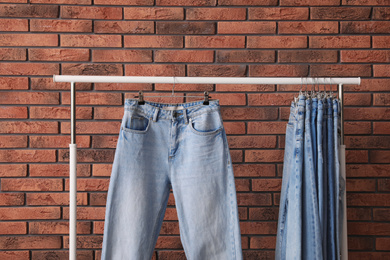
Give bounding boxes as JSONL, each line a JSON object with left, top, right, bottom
{"left": 101, "top": 99, "right": 243, "bottom": 260}
{"left": 327, "top": 98, "right": 337, "bottom": 260}
{"left": 311, "top": 98, "right": 318, "bottom": 178}
{"left": 322, "top": 98, "right": 329, "bottom": 260}
{"left": 303, "top": 98, "right": 322, "bottom": 259}
{"left": 275, "top": 101, "right": 298, "bottom": 260}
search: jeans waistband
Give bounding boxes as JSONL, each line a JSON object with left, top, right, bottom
{"left": 124, "top": 98, "right": 220, "bottom": 121}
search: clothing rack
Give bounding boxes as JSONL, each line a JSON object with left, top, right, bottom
{"left": 52, "top": 75, "right": 360, "bottom": 260}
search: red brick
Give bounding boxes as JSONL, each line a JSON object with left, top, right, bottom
{"left": 249, "top": 207, "right": 279, "bottom": 221}
{"left": 0, "top": 121, "right": 58, "bottom": 134}
{"left": 30, "top": 19, "right": 92, "bottom": 32}
{"left": 124, "top": 7, "right": 183, "bottom": 20}
{"left": 29, "top": 221, "right": 91, "bottom": 234}
{"left": 373, "top": 7, "right": 390, "bottom": 20}
{"left": 0, "top": 48, "right": 26, "bottom": 60}
{"left": 94, "top": 0, "right": 153, "bottom": 4}
{"left": 279, "top": 50, "right": 338, "bottom": 63}
{"left": 94, "top": 107, "right": 123, "bottom": 120}
{"left": 124, "top": 35, "right": 183, "bottom": 48}
{"left": 156, "top": 0, "right": 216, "bottom": 6}
{"left": 95, "top": 83, "right": 152, "bottom": 91}
{"left": 27, "top": 193, "right": 88, "bottom": 206}
{"left": 186, "top": 36, "right": 245, "bottom": 48}
{"left": 58, "top": 149, "right": 114, "bottom": 163}
{"left": 249, "top": 65, "right": 308, "bottom": 77}
{"left": 0, "top": 19, "right": 27, "bottom": 31}
{"left": 217, "top": 84, "right": 274, "bottom": 92}
{"left": 61, "top": 122, "right": 120, "bottom": 134}
{"left": 30, "top": 106, "right": 92, "bottom": 119}
{"left": 252, "top": 179, "right": 281, "bottom": 191}
{"left": 241, "top": 222, "right": 277, "bottom": 235}
{"left": 61, "top": 6, "right": 122, "bottom": 19}
{"left": 186, "top": 8, "right": 246, "bottom": 20}
{"left": 188, "top": 65, "right": 246, "bottom": 77}
{"left": 218, "top": 21, "right": 276, "bottom": 34}
{"left": 0, "top": 34, "right": 57, "bottom": 46}
{"left": 0, "top": 207, "right": 61, "bottom": 220}
{"left": 93, "top": 49, "right": 152, "bottom": 62}
{"left": 342, "top": 21, "right": 390, "bottom": 34}
{"left": 32, "top": 0, "right": 91, "bottom": 3}
{"left": 204, "top": 93, "right": 246, "bottom": 106}
{"left": 348, "top": 237, "right": 374, "bottom": 251}
{"left": 155, "top": 50, "right": 213, "bottom": 63}
{"left": 344, "top": 108, "right": 390, "bottom": 121}
{"left": 344, "top": 122, "right": 371, "bottom": 135}
{"left": 346, "top": 179, "right": 376, "bottom": 192}
{"left": 62, "top": 63, "right": 123, "bottom": 76}
{"left": 65, "top": 178, "right": 109, "bottom": 192}
{"left": 248, "top": 93, "right": 295, "bottom": 106}
{"left": 310, "top": 36, "right": 371, "bottom": 48}
{"left": 1, "top": 178, "right": 62, "bottom": 192}
{"left": 379, "top": 179, "right": 390, "bottom": 192}
{"left": 224, "top": 121, "right": 245, "bottom": 134}
{"left": 344, "top": 93, "right": 371, "bottom": 106}
{"left": 228, "top": 136, "right": 276, "bottom": 149}
{"left": 157, "top": 21, "right": 215, "bottom": 34}
{"left": 347, "top": 164, "right": 390, "bottom": 178}
{"left": 311, "top": 7, "right": 371, "bottom": 20}
{"left": 30, "top": 135, "right": 90, "bottom": 148}
{"left": 279, "top": 21, "right": 338, "bottom": 34}
{"left": 341, "top": 50, "right": 390, "bottom": 63}
{"left": 282, "top": 0, "right": 340, "bottom": 4}
{"left": 0, "top": 4, "right": 58, "bottom": 17}
{"left": 0, "top": 63, "right": 59, "bottom": 75}
{"left": 158, "top": 251, "right": 185, "bottom": 260}
{"left": 31, "top": 78, "right": 92, "bottom": 91}
{"left": 0, "top": 236, "right": 61, "bottom": 250}
{"left": 348, "top": 194, "right": 390, "bottom": 207}
{"left": 0, "top": 193, "right": 24, "bottom": 206}
{"left": 90, "top": 194, "right": 107, "bottom": 206}
{"left": 0, "top": 92, "right": 59, "bottom": 104}
{"left": 219, "top": 0, "right": 277, "bottom": 5}
{"left": 237, "top": 193, "right": 272, "bottom": 206}
{"left": 0, "top": 77, "right": 28, "bottom": 90}
{"left": 374, "top": 122, "right": 390, "bottom": 135}
{"left": 246, "top": 150, "right": 284, "bottom": 162}
{"left": 63, "top": 207, "right": 106, "bottom": 220}
{"left": 0, "top": 222, "right": 26, "bottom": 234}
{"left": 249, "top": 7, "right": 308, "bottom": 20}
{"left": 29, "top": 48, "right": 90, "bottom": 61}
{"left": 374, "top": 209, "right": 390, "bottom": 221}
{"left": 346, "top": 150, "right": 369, "bottom": 164}
{"left": 222, "top": 107, "right": 278, "bottom": 120}
{"left": 248, "top": 36, "right": 307, "bottom": 48}
{"left": 370, "top": 150, "right": 390, "bottom": 164}
{"left": 0, "top": 135, "right": 27, "bottom": 148}
{"left": 93, "top": 164, "right": 112, "bottom": 177}
{"left": 376, "top": 238, "right": 390, "bottom": 251}
{"left": 349, "top": 252, "right": 390, "bottom": 259}
{"left": 311, "top": 64, "right": 371, "bottom": 77}
{"left": 0, "top": 164, "right": 27, "bottom": 177}
{"left": 125, "top": 64, "right": 185, "bottom": 76}
{"left": 217, "top": 50, "right": 274, "bottom": 63}
{"left": 30, "top": 164, "right": 90, "bottom": 177}
{"left": 346, "top": 79, "right": 390, "bottom": 92}
{"left": 342, "top": 0, "right": 388, "bottom": 4}
{"left": 347, "top": 207, "right": 371, "bottom": 221}
{"left": 61, "top": 35, "right": 121, "bottom": 48}
{"left": 0, "top": 150, "right": 56, "bottom": 162}
{"left": 250, "top": 236, "right": 276, "bottom": 249}
{"left": 374, "top": 65, "right": 390, "bottom": 77}
{"left": 247, "top": 122, "right": 288, "bottom": 134}
{"left": 154, "top": 83, "right": 213, "bottom": 92}
{"left": 94, "top": 21, "right": 154, "bottom": 34}
{"left": 0, "top": 106, "right": 27, "bottom": 118}
{"left": 348, "top": 222, "right": 390, "bottom": 236}
{"left": 92, "top": 136, "right": 117, "bottom": 149}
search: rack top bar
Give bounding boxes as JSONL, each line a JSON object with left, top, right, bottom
{"left": 53, "top": 75, "right": 361, "bottom": 85}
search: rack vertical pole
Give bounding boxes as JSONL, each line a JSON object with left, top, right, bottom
{"left": 69, "top": 82, "right": 77, "bottom": 260}
{"left": 339, "top": 84, "right": 344, "bottom": 145}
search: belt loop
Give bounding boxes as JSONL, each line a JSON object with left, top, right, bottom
{"left": 183, "top": 109, "right": 188, "bottom": 124}
{"left": 153, "top": 107, "right": 159, "bottom": 122}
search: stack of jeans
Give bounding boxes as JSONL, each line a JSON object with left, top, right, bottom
{"left": 276, "top": 94, "right": 344, "bottom": 260}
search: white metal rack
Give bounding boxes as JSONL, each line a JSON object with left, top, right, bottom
{"left": 52, "top": 75, "right": 361, "bottom": 260}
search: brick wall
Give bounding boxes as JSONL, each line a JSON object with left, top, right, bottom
{"left": 0, "top": 0, "right": 389, "bottom": 259}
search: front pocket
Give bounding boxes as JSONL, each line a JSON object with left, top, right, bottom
{"left": 189, "top": 111, "right": 223, "bottom": 136}
{"left": 122, "top": 114, "right": 151, "bottom": 134}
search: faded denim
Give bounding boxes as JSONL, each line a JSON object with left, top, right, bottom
{"left": 101, "top": 99, "right": 243, "bottom": 260}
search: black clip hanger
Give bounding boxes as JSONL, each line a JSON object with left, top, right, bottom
{"left": 203, "top": 91, "right": 210, "bottom": 105}
{"left": 135, "top": 90, "right": 145, "bottom": 105}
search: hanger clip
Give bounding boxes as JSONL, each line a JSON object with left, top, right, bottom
{"left": 135, "top": 91, "right": 145, "bottom": 105}
{"left": 203, "top": 91, "right": 210, "bottom": 105}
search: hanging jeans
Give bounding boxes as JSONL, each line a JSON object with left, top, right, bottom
{"left": 101, "top": 99, "right": 243, "bottom": 260}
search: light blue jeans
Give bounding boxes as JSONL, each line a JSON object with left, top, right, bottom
{"left": 101, "top": 99, "right": 243, "bottom": 260}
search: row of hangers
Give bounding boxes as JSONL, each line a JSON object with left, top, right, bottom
{"left": 296, "top": 77, "right": 337, "bottom": 103}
